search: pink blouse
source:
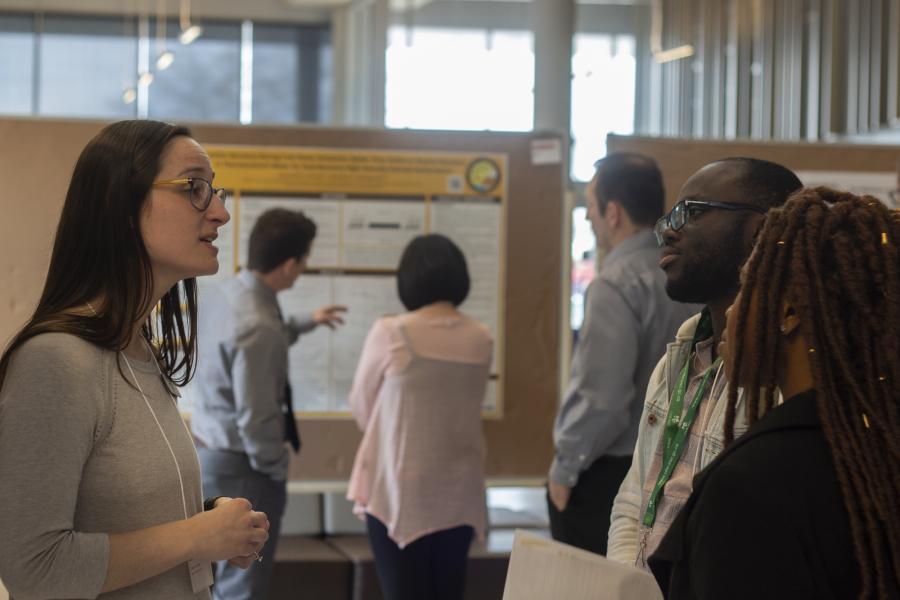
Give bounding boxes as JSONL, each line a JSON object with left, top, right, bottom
{"left": 346, "top": 308, "right": 493, "bottom": 548}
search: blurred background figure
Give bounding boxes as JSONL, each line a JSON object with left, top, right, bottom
{"left": 548, "top": 153, "right": 698, "bottom": 555}
{"left": 347, "top": 234, "right": 493, "bottom": 600}
{"left": 192, "top": 208, "right": 346, "bottom": 600}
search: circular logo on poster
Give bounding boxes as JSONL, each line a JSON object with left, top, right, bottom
{"left": 466, "top": 158, "right": 501, "bottom": 194}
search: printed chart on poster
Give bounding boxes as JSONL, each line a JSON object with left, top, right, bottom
{"left": 189, "top": 146, "right": 508, "bottom": 418}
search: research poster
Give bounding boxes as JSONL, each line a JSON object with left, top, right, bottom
{"left": 186, "top": 145, "right": 507, "bottom": 418}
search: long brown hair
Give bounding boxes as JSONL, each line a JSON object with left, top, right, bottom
{"left": 726, "top": 187, "right": 900, "bottom": 599}
{"left": 0, "top": 120, "right": 199, "bottom": 389}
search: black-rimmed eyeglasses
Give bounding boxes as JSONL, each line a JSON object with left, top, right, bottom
{"left": 654, "top": 199, "right": 767, "bottom": 246}
{"left": 152, "top": 177, "right": 227, "bottom": 212}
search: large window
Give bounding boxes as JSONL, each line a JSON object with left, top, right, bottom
{"left": 39, "top": 15, "right": 137, "bottom": 119}
{"left": 252, "top": 24, "right": 332, "bottom": 124}
{"left": 385, "top": 26, "right": 534, "bottom": 131}
{"left": 570, "top": 34, "right": 636, "bottom": 182}
{"left": 570, "top": 205, "right": 596, "bottom": 332}
{"left": 385, "top": 26, "right": 636, "bottom": 176}
{"left": 568, "top": 34, "right": 636, "bottom": 332}
{"left": 0, "top": 14, "right": 34, "bottom": 115}
{"left": 148, "top": 21, "right": 241, "bottom": 123}
{"left": 0, "top": 12, "right": 332, "bottom": 125}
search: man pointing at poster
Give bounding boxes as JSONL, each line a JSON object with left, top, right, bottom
{"left": 192, "top": 208, "right": 346, "bottom": 600}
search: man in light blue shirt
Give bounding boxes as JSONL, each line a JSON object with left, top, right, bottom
{"left": 192, "top": 208, "right": 345, "bottom": 600}
{"left": 547, "top": 154, "right": 698, "bottom": 555}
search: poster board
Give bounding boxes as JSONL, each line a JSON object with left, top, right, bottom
{"left": 0, "top": 118, "right": 563, "bottom": 479}
{"left": 606, "top": 135, "right": 900, "bottom": 210}
{"left": 183, "top": 145, "right": 508, "bottom": 418}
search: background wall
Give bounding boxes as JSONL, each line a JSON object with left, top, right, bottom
{"left": 0, "top": 116, "right": 563, "bottom": 479}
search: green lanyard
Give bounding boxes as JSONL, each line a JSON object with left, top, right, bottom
{"left": 641, "top": 352, "right": 722, "bottom": 528}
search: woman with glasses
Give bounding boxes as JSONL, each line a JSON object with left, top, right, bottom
{"left": 649, "top": 187, "right": 900, "bottom": 598}
{"left": 347, "top": 234, "right": 493, "bottom": 600}
{"left": 0, "top": 120, "right": 269, "bottom": 599}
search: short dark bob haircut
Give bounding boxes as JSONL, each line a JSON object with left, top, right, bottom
{"left": 397, "top": 234, "right": 470, "bottom": 311}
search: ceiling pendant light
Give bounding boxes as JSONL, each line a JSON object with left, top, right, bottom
{"left": 179, "top": 0, "right": 203, "bottom": 45}
{"left": 155, "top": 0, "right": 175, "bottom": 70}
{"left": 651, "top": 0, "right": 694, "bottom": 63}
{"left": 138, "top": 71, "right": 155, "bottom": 86}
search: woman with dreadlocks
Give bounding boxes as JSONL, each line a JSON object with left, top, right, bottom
{"left": 647, "top": 187, "right": 900, "bottom": 599}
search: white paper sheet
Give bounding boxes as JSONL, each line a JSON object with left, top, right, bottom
{"left": 280, "top": 274, "right": 335, "bottom": 412}
{"left": 331, "top": 275, "right": 405, "bottom": 410}
{"left": 502, "top": 530, "right": 664, "bottom": 600}
{"left": 238, "top": 196, "right": 341, "bottom": 268}
{"left": 341, "top": 200, "right": 426, "bottom": 268}
{"left": 531, "top": 138, "right": 563, "bottom": 165}
{"left": 483, "top": 378, "right": 499, "bottom": 414}
{"left": 216, "top": 216, "right": 236, "bottom": 277}
{"left": 179, "top": 278, "right": 230, "bottom": 412}
{"left": 429, "top": 200, "right": 503, "bottom": 344}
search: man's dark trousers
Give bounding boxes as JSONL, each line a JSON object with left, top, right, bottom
{"left": 547, "top": 455, "right": 632, "bottom": 555}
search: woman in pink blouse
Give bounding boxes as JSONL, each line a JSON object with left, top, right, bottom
{"left": 347, "top": 234, "right": 493, "bottom": 600}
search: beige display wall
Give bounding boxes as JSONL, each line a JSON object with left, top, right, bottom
{"left": 0, "top": 118, "right": 564, "bottom": 480}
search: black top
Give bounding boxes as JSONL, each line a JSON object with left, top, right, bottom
{"left": 648, "top": 390, "right": 862, "bottom": 600}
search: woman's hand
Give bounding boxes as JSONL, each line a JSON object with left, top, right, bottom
{"left": 190, "top": 497, "right": 269, "bottom": 562}
{"left": 226, "top": 510, "right": 271, "bottom": 570}
{"left": 209, "top": 496, "right": 268, "bottom": 568}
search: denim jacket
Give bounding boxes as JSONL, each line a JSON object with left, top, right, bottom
{"left": 606, "top": 312, "right": 750, "bottom": 565}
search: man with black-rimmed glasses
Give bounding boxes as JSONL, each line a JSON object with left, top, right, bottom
{"left": 607, "top": 157, "right": 802, "bottom": 569}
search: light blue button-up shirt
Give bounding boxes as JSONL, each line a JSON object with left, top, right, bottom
{"left": 550, "top": 230, "right": 700, "bottom": 486}
{"left": 191, "top": 270, "right": 315, "bottom": 480}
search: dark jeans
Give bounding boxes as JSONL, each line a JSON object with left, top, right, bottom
{"left": 547, "top": 454, "right": 632, "bottom": 555}
{"left": 198, "top": 448, "right": 287, "bottom": 600}
{"left": 366, "top": 514, "right": 474, "bottom": 600}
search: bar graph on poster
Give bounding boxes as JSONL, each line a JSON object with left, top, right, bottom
{"left": 182, "top": 145, "right": 507, "bottom": 418}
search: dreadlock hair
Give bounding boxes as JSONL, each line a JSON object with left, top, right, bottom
{"left": 725, "top": 186, "right": 900, "bottom": 599}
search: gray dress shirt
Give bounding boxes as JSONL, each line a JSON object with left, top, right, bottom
{"left": 550, "top": 230, "right": 700, "bottom": 486}
{"left": 191, "top": 270, "right": 315, "bottom": 481}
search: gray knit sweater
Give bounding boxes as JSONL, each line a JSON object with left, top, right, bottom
{"left": 0, "top": 333, "right": 210, "bottom": 600}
